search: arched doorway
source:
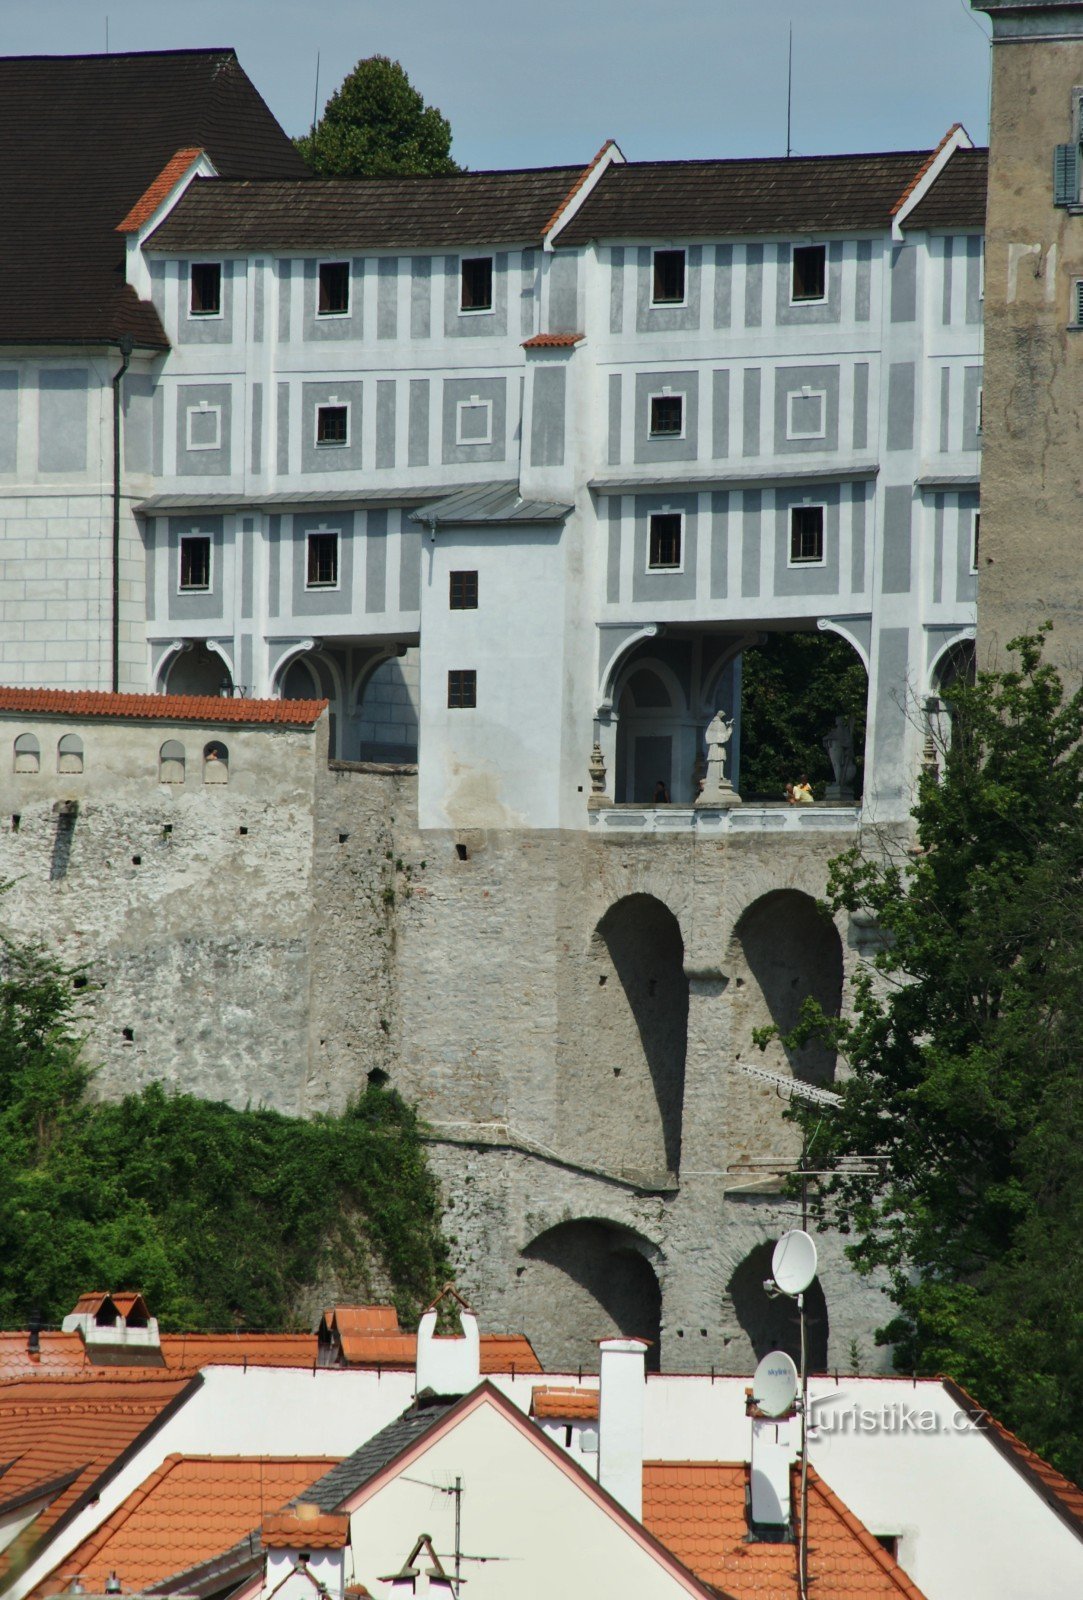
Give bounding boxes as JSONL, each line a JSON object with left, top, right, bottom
{"left": 558, "top": 893, "right": 688, "bottom": 1182}
{"left": 518, "top": 1219, "right": 662, "bottom": 1372}
{"left": 164, "top": 643, "right": 232, "bottom": 697}
{"left": 726, "top": 1241, "right": 829, "bottom": 1370}
{"left": 614, "top": 664, "right": 684, "bottom": 802}
{"left": 738, "top": 630, "right": 868, "bottom": 801}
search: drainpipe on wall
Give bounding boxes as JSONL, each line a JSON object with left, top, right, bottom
{"left": 111, "top": 334, "right": 134, "bottom": 693}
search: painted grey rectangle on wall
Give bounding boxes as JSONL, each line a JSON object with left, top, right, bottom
{"left": 873, "top": 627, "right": 910, "bottom": 797}
{"left": 712, "top": 369, "right": 730, "bottom": 459}
{"left": 607, "top": 373, "right": 622, "bottom": 466}
{"left": 744, "top": 244, "right": 763, "bottom": 328}
{"left": 548, "top": 254, "right": 579, "bottom": 333}
{"left": 240, "top": 518, "right": 254, "bottom": 620}
{"left": 890, "top": 246, "right": 917, "bottom": 323}
{"left": 144, "top": 521, "right": 156, "bottom": 622}
{"left": 300, "top": 380, "right": 364, "bottom": 473}
{"left": 240, "top": 635, "right": 253, "bottom": 694}
{"left": 773, "top": 485, "right": 841, "bottom": 597}
{"left": 962, "top": 365, "right": 982, "bottom": 453}
{"left": 939, "top": 367, "right": 951, "bottom": 453}
{"left": 252, "top": 263, "right": 264, "bottom": 344}
{"left": 123, "top": 375, "right": 154, "bottom": 474}
{"left": 636, "top": 245, "right": 702, "bottom": 333}
{"left": 178, "top": 259, "right": 233, "bottom": 344}
{"left": 277, "top": 260, "right": 291, "bottom": 342}
{"left": 714, "top": 245, "right": 732, "bottom": 329}
{"left": 39, "top": 369, "right": 88, "bottom": 473}
{"left": 443, "top": 252, "right": 509, "bottom": 338}
{"left": 631, "top": 492, "right": 697, "bottom": 602}
{"left": 399, "top": 515, "right": 422, "bottom": 612}
{"left": 377, "top": 259, "right": 398, "bottom": 340}
{"left": 965, "top": 236, "right": 982, "bottom": 325}
{"left": 607, "top": 500, "right": 621, "bottom": 604}
{"left": 531, "top": 365, "right": 566, "bottom": 468}
{"left": 956, "top": 493, "right": 978, "bottom": 604}
{"left": 167, "top": 516, "right": 223, "bottom": 621}
{"left": 742, "top": 368, "right": 761, "bottom": 457}
{"left": 291, "top": 510, "right": 355, "bottom": 616}
{"left": 408, "top": 379, "right": 429, "bottom": 467}
{"left": 441, "top": 376, "right": 507, "bottom": 465}
{"left": 250, "top": 382, "right": 262, "bottom": 475}
{"left": 882, "top": 485, "right": 913, "bottom": 593}
{"left": 610, "top": 247, "right": 624, "bottom": 335}
{"left": 175, "top": 383, "right": 231, "bottom": 478}
{"left": 634, "top": 369, "right": 699, "bottom": 464}
{"left": 710, "top": 490, "right": 728, "bottom": 599}
{"left": 520, "top": 250, "right": 537, "bottom": 339}
{"left": 886, "top": 363, "right": 916, "bottom": 452}
{"left": 852, "top": 363, "right": 869, "bottom": 451}
{"left": 411, "top": 257, "right": 431, "bottom": 338}
{"left": 277, "top": 383, "right": 290, "bottom": 475}
{"left": 267, "top": 514, "right": 281, "bottom": 617}
{"left": 855, "top": 241, "right": 872, "bottom": 323}
{"left": 933, "top": 495, "right": 944, "bottom": 605}
{"left": 152, "top": 387, "right": 163, "bottom": 476}
{"left": 741, "top": 490, "right": 762, "bottom": 598}
{"left": 376, "top": 380, "right": 396, "bottom": 469}
{"left": 0, "top": 372, "right": 16, "bottom": 473}
{"left": 150, "top": 260, "right": 166, "bottom": 321}
{"left": 773, "top": 364, "right": 840, "bottom": 454}
{"left": 775, "top": 241, "right": 842, "bottom": 326}
{"left": 366, "top": 509, "right": 388, "bottom": 613}
{"left": 851, "top": 483, "right": 867, "bottom": 592}
{"left": 941, "top": 237, "right": 954, "bottom": 325}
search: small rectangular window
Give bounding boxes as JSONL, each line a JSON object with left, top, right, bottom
{"left": 649, "top": 393, "right": 684, "bottom": 437}
{"left": 648, "top": 511, "right": 682, "bottom": 570}
{"left": 652, "top": 249, "right": 686, "bottom": 305}
{"left": 450, "top": 571, "right": 479, "bottom": 609}
{"left": 787, "top": 388, "right": 826, "bottom": 441}
{"left": 316, "top": 404, "right": 349, "bottom": 447}
{"left": 1072, "top": 278, "right": 1083, "bottom": 326}
{"left": 179, "top": 535, "right": 211, "bottom": 592}
{"left": 971, "top": 510, "right": 980, "bottom": 573}
{"left": 190, "top": 262, "right": 222, "bottom": 316}
{"left": 456, "top": 398, "right": 493, "bottom": 445}
{"left": 790, "top": 504, "right": 825, "bottom": 564}
{"left": 448, "top": 669, "right": 477, "bottom": 708}
{"left": 460, "top": 257, "right": 493, "bottom": 312}
{"left": 318, "top": 261, "right": 350, "bottom": 316}
{"left": 792, "top": 244, "right": 827, "bottom": 302}
{"left": 306, "top": 531, "right": 339, "bottom": 588}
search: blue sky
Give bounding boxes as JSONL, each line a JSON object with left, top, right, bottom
{"left": 9, "top": 0, "right": 992, "bottom": 167}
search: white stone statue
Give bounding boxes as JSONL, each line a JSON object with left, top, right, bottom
{"left": 823, "top": 715, "right": 857, "bottom": 801}
{"left": 695, "top": 710, "right": 742, "bottom": 808}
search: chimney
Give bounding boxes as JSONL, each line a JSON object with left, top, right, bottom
{"left": 749, "top": 1415, "right": 796, "bottom": 1529}
{"left": 597, "top": 1337, "right": 648, "bottom": 1520}
{"left": 414, "top": 1285, "right": 480, "bottom": 1398}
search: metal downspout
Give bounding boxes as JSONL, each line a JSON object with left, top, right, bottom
{"left": 111, "top": 334, "right": 134, "bottom": 692}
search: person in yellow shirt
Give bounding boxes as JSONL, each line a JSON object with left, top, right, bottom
{"left": 788, "top": 773, "right": 814, "bottom": 805}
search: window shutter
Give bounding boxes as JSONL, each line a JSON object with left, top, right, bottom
{"left": 1075, "top": 278, "right": 1083, "bottom": 326}
{"left": 1054, "top": 143, "right": 1080, "bottom": 206}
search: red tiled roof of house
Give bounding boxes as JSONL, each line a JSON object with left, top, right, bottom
{"left": 943, "top": 1380, "right": 1083, "bottom": 1537}
{"left": 0, "top": 688, "right": 327, "bottom": 727}
{"left": 642, "top": 1462, "right": 929, "bottom": 1600}
{"left": 522, "top": 332, "right": 585, "bottom": 348}
{"left": 328, "top": 1307, "right": 400, "bottom": 1337}
{"left": 34, "top": 1455, "right": 340, "bottom": 1597}
{"left": 531, "top": 1385, "right": 599, "bottom": 1421}
{"left": 118, "top": 148, "right": 204, "bottom": 233}
{"left": 261, "top": 1504, "right": 350, "bottom": 1550}
{"left": 0, "top": 1375, "right": 193, "bottom": 1580}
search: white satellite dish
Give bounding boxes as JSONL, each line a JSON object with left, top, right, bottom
{"left": 772, "top": 1230, "right": 818, "bottom": 1296}
{"left": 752, "top": 1350, "right": 799, "bottom": 1417}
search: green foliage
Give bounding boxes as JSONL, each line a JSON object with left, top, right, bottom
{"left": 0, "top": 937, "right": 448, "bottom": 1330}
{"left": 739, "top": 632, "right": 867, "bottom": 799}
{"left": 777, "top": 630, "right": 1083, "bottom": 1480}
{"left": 295, "top": 57, "right": 458, "bottom": 178}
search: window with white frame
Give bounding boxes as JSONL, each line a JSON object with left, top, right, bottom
{"left": 306, "top": 530, "right": 340, "bottom": 589}
{"left": 651, "top": 249, "right": 686, "bottom": 305}
{"left": 318, "top": 260, "right": 350, "bottom": 316}
{"left": 456, "top": 396, "right": 493, "bottom": 445}
{"left": 179, "top": 534, "right": 212, "bottom": 592}
{"left": 189, "top": 262, "right": 222, "bottom": 316}
{"left": 648, "top": 510, "right": 682, "bottom": 570}
{"left": 786, "top": 386, "right": 827, "bottom": 441}
{"left": 791, "top": 244, "right": 827, "bottom": 303}
{"left": 186, "top": 403, "right": 222, "bottom": 452}
{"left": 460, "top": 257, "right": 493, "bottom": 312}
{"left": 649, "top": 390, "right": 684, "bottom": 437}
{"left": 315, "top": 402, "right": 349, "bottom": 447}
{"left": 789, "top": 503, "right": 825, "bottom": 565}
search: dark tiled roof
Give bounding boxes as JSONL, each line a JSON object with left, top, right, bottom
{"left": 904, "top": 148, "right": 988, "bottom": 230}
{"left": 556, "top": 149, "right": 973, "bottom": 242}
{"left": 0, "top": 49, "right": 308, "bottom": 347}
{"left": 147, "top": 166, "right": 585, "bottom": 253}
{"left": 305, "top": 1397, "right": 459, "bottom": 1512}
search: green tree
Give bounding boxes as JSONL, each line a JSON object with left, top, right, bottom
{"left": 739, "top": 632, "right": 868, "bottom": 799}
{"left": 296, "top": 57, "right": 458, "bottom": 178}
{"left": 0, "top": 933, "right": 448, "bottom": 1330}
{"left": 778, "top": 630, "right": 1083, "bottom": 1481}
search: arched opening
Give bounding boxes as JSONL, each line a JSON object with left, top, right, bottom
{"left": 726, "top": 1241, "right": 829, "bottom": 1370}
{"left": 276, "top": 649, "right": 340, "bottom": 758}
{"left": 165, "top": 643, "right": 233, "bottom": 698}
{"left": 558, "top": 893, "right": 688, "bottom": 1181}
{"left": 358, "top": 649, "right": 420, "bottom": 763}
{"left": 202, "top": 741, "right": 229, "bottom": 784}
{"left": 57, "top": 734, "right": 84, "bottom": 774}
{"left": 13, "top": 733, "right": 40, "bottom": 774}
{"left": 614, "top": 665, "right": 680, "bottom": 802}
{"left": 159, "top": 740, "right": 186, "bottom": 785}
{"left": 518, "top": 1219, "right": 662, "bottom": 1373}
{"left": 738, "top": 631, "right": 867, "bottom": 802}
{"left": 729, "top": 889, "right": 843, "bottom": 1087}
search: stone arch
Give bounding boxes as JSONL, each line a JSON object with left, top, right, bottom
{"left": 613, "top": 657, "right": 686, "bottom": 803}
{"left": 357, "top": 648, "right": 420, "bottom": 763}
{"left": 727, "top": 888, "right": 843, "bottom": 1089}
{"left": 274, "top": 647, "right": 344, "bottom": 757}
{"left": 558, "top": 893, "right": 688, "bottom": 1182}
{"left": 57, "top": 734, "right": 84, "bottom": 774}
{"left": 517, "top": 1218, "right": 662, "bottom": 1373}
{"left": 159, "top": 740, "right": 186, "bottom": 785}
{"left": 164, "top": 642, "right": 233, "bottom": 698}
{"left": 726, "top": 1241, "right": 829, "bottom": 1371}
{"left": 930, "top": 635, "right": 976, "bottom": 697}
{"left": 202, "top": 740, "right": 229, "bottom": 784}
{"left": 13, "top": 733, "right": 39, "bottom": 774}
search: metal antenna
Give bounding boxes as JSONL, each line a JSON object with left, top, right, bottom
{"left": 311, "top": 52, "right": 321, "bottom": 139}
{"left": 786, "top": 25, "right": 794, "bottom": 159}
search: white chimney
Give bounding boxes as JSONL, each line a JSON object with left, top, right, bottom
{"left": 750, "top": 1416, "right": 796, "bottom": 1527}
{"left": 415, "top": 1288, "right": 481, "bottom": 1397}
{"left": 597, "top": 1337, "right": 648, "bottom": 1520}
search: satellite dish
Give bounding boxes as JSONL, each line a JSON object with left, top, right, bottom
{"left": 772, "top": 1230, "right": 818, "bottom": 1296}
{"left": 752, "top": 1350, "right": 799, "bottom": 1417}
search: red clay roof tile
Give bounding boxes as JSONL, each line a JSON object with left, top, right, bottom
{"left": 531, "top": 1385, "right": 599, "bottom": 1421}
{"left": 117, "top": 148, "right": 205, "bottom": 233}
{"left": 0, "top": 688, "right": 326, "bottom": 727}
{"left": 522, "top": 332, "right": 585, "bottom": 347}
{"left": 261, "top": 1505, "right": 350, "bottom": 1550}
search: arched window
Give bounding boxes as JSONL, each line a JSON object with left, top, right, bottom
{"left": 13, "top": 733, "right": 39, "bottom": 774}
{"left": 57, "top": 734, "right": 84, "bottom": 774}
{"left": 159, "top": 740, "right": 186, "bottom": 785}
{"left": 202, "top": 741, "right": 229, "bottom": 784}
